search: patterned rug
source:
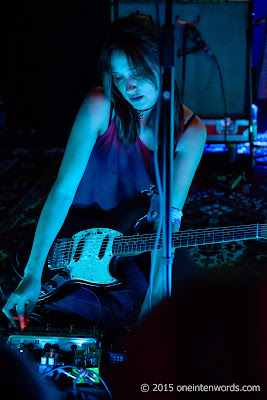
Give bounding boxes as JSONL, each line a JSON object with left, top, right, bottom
{"left": 0, "top": 148, "right": 63, "bottom": 276}
{"left": 183, "top": 156, "right": 267, "bottom": 277}
{"left": 0, "top": 148, "right": 266, "bottom": 283}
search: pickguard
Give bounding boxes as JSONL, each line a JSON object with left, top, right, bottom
{"left": 65, "top": 228, "right": 123, "bottom": 285}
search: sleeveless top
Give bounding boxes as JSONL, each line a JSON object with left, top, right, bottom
{"left": 72, "top": 109, "right": 188, "bottom": 212}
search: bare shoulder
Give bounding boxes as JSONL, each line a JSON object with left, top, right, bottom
{"left": 52, "top": 87, "right": 112, "bottom": 194}
{"left": 181, "top": 103, "right": 194, "bottom": 124}
{"left": 176, "top": 104, "right": 207, "bottom": 153}
{"left": 87, "top": 86, "right": 110, "bottom": 106}
{"left": 181, "top": 103, "right": 206, "bottom": 134}
{"left": 83, "top": 86, "right": 111, "bottom": 134}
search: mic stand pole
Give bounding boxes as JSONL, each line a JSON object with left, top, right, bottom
{"left": 181, "top": 23, "right": 189, "bottom": 100}
{"left": 159, "top": 0, "right": 175, "bottom": 298}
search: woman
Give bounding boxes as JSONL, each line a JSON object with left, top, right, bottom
{"left": 2, "top": 12, "right": 207, "bottom": 329}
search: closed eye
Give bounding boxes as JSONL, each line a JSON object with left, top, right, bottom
{"left": 112, "top": 71, "right": 140, "bottom": 81}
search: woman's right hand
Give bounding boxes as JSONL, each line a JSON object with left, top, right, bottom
{"left": 2, "top": 274, "right": 41, "bottom": 329}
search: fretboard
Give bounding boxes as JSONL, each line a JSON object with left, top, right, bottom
{"left": 112, "top": 224, "right": 263, "bottom": 256}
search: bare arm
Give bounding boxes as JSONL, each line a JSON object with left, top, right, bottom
{"left": 172, "top": 110, "right": 207, "bottom": 210}
{"left": 25, "top": 88, "right": 109, "bottom": 275}
{"left": 139, "top": 107, "right": 207, "bottom": 320}
{"left": 2, "top": 87, "right": 110, "bottom": 325}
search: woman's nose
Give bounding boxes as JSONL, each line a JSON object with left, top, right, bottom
{"left": 126, "top": 78, "right": 137, "bottom": 94}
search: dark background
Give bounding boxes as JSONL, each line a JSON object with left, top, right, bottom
{"left": 0, "top": 0, "right": 266, "bottom": 148}
{"left": 0, "top": 1, "right": 110, "bottom": 145}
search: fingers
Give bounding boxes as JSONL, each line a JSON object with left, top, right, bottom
{"left": 2, "top": 305, "right": 17, "bottom": 329}
{"left": 18, "top": 314, "right": 26, "bottom": 330}
{"left": 2, "top": 280, "right": 40, "bottom": 330}
{"left": 2, "top": 294, "right": 28, "bottom": 330}
{"left": 2, "top": 294, "right": 18, "bottom": 328}
{"left": 16, "top": 299, "right": 27, "bottom": 323}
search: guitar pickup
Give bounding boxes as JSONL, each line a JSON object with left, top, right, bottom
{"left": 48, "top": 238, "right": 73, "bottom": 270}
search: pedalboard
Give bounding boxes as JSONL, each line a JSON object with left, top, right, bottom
{"left": 6, "top": 326, "right": 128, "bottom": 378}
{"left": 7, "top": 328, "right": 101, "bottom": 352}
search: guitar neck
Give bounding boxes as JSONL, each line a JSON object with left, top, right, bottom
{"left": 113, "top": 224, "right": 262, "bottom": 256}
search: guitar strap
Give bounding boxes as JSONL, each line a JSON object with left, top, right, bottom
{"left": 183, "top": 113, "right": 196, "bottom": 132}
{"left": 147, "top": 189, "right": 160, "bottom": 223}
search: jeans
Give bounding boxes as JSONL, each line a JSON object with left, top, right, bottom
{"left": 46, "top": 257, "right": 148, "bottom": 329}
{"left": 46, "top": 248, "right": 198, "bottom": 329}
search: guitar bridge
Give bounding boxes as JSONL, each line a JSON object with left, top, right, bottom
{"left": 48, "top": 238, "right": 73, "bottom": 270}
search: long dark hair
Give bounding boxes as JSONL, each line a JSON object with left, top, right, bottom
{"left": 98, "top": 12, "right": 182, "bottom": 145}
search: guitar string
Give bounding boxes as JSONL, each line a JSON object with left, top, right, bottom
{"left": 51, "top": 224, "right": 264, "bottom": 260}
{"left": 51, "top": 235, "right": 262, "bottom": 265}
{"left": 51, "top": 228, "right": 263, "bottom": 266}
{"left": 52, "top": 224, "right": 263, "bottom": 255}
{"left": 53, "top": 223, "right": 263, "bottom": 253}
{"left": 53, "top": 224, "right": 262, "bottom": 251}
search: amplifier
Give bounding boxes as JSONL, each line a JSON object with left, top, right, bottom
{"left": 115, "top": 1, "right": 251, "bottom": 118}
{"left": 203, "top": 118, "right": 250, "bottom": 143}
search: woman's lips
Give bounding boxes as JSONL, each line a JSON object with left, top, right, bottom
{"left": 130, "top": 95, "right": 144, "bottom": 102}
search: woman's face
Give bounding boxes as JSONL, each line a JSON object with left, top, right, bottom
{"left": 110, "top": 49, "right": 160, "bottom": 111}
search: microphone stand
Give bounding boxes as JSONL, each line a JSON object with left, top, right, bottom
{"left": 159, "top": 0, "right": 176, "bottom": 298}
{"left": 181, "top": 24, "right": 189, "bottom": 100}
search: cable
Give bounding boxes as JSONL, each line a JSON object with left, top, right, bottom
{"left": 40, "top": 365, "right": 112, "bottom": 400}
{"left": 147, "top": 0, "right": 164, "bottom": 312}
{"left": 84, "top": 370, "right": 112, "bottom": 399}
{"left": 11, "top": 253, "right": 23, "bottom": 279}
{"left": 26, "top": 314, "right": 44, "bottom": 327}
{"left": 212, "top": 56, "right": 228, "bottom": 145}
{"left": 177, "top": 21, "right": 228, "bottom": 147}
{"left": 30, "top": 311, "right": 50, "bottom": 325}
{"left": 40, "top": 365, "right": 79, "bottom": 379}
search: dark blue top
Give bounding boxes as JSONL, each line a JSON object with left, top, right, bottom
{"left": 72, "top": 117, "right": 155, "bottom": 211}
{"left": 72, "top": 111, "right": 186, "bottom": 212}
